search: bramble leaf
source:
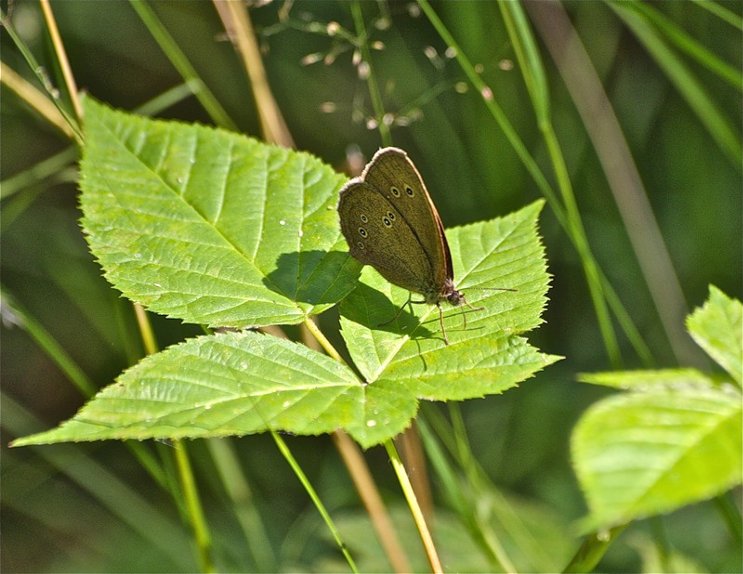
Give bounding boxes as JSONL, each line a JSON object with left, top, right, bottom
{"left": 79, "top": 98, "right": 360, "bottom": 329}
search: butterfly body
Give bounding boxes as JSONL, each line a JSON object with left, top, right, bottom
{"left": 338, "top": 147, "right": 467, "bottom": 342}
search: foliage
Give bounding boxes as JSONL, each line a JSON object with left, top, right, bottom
{"left": 2, "top": 1, "right": 741, "bottom": 573}
{"left": 13, "top": 98, "right": 555, "bottom": 450}
{"left": 572, "top": 288, "right": 741, "bottom": 531}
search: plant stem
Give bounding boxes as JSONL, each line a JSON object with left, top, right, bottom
{"left": 333, "top": 431, "right": 413, "bottom": 573}
{"left": 133, "top": 303, "right": 158, "bottom": 356}
{"left": 174, "top": 441, "right": 215, "bottom": 573}
{"left": 130, "top": 0, "right": 237, "bottom": 131}
{"left": 562, "top": 526, "right": 625, "bottom": 573}
{"left": 303, "top": 317, "right": 343, "bottom": 362}
{"left": 0, "top": 9, "right": 82, "bottom": 143}
{"left": 0, "top": 62, "right": 74, "bottom": 139}
{"left": 212, "top": 0, "right": 293, "bottom": 144}
{"left": 39, "top": 0, "right": 82, "bottom": 119}
{"left": 384, "top": 439, "right": 443, "bottom": 573}
{"left": 134, "top": 302, "right": 214, "bottom": 571}
{"left": 272, "top": 432, "right": 359, "bottom": 573}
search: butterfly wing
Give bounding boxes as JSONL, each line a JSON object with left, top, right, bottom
{"left": 338, "top": 180, "right": 435, "bottom": 295}
{"left": 361, "top": 148, "right": 453, "bottom": 288}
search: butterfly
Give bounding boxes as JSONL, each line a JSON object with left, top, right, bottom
{"left": 338, "top": 147, "right": 485, "bottom": 344}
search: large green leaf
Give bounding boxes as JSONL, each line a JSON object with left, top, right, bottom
{"left": 14, "top": 202, "right": 554, "bottom": 449}
{"left": 79, "top": 97, "right": 360, "bottom": 328}
{"left": 573, "top": 386, "right": 741, "bottom": 530}
{"left": 339, "top": 201, "right": 555, "bottom": 392}
{"left": 340, "top": 201, "right": 558, "bottom": 446}
{"left": 13, "top": 331, "right": 364, "bottom": 444}
{"left": 573, "top": 287, "right": 743, "bottom": 530}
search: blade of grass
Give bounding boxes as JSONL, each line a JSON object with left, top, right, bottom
{"left": 609, "top": 1, "right": 741, "bottom": 167}
{"left": 272, "top": 432, "right": 359, "bottom": 573}
{"left": 417, "top": 0, "right": 566, "bottom": 228}
{"left": 690, "top": 0, "right": 743, "bottom": 31}
{"left": 626, "top": 1, "right": 741, "bottom": 90}
{"left": 524, "top": 1, "right": 707, "bottom": 367}
{"left": 416, "top": 413, "right": 516, "bottom": 573}
{"left": 499, "top": 1, "right": 621, "bottom": 367}
{"left": 207, "top": 438, "right": 277, "bottom": 572}
{"left": 332, "top": 431, "right": 413, "bottom": 573}
{"left": 129, "top": 0, "right": 237, "bottom": 131}
{"left": 0, "top": 12, "right": 82, "bottom": 142}
{"left": 135, "top": 81, "right": 207, "bottom": 117}
{"left": 419, "top": 0, "right": 623, "bottom": 365}
{"left": 0, "top": 147, "right": 78, "bottom": 200}
{"left": 3, "top": 394, "right": 193, "bottom": 569}
{"left": 350, "top": 0, "right": 392, "bottom": 147}
{"left": 1, "top": 287, "right": 95, "bottom": 397}
{"left": 384, "top": 439, "right": 443, "bottom": 573}
{"left": 133, "top": 303, "right": 215, "bottom": 572}
{"left": 424, "top": 404, "right": 566, "bottom": 573}
{"left": 174, "top": 441, "right": 216, "bottom": 573}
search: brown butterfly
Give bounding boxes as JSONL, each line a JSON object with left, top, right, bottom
{"left": 338, "top": 147, "right": 503, "bottom": 344}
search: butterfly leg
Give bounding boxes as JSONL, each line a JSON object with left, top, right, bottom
{"left": 459, "top": 295, "right": 485, "bottom": 330}
{"left": 437, "top": 304, "right": 450, "bottom": 345}
{"left": 380, "top": 292, "right": 418, "bottom": 326}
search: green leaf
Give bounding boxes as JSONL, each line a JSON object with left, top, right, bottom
{"left": 686, "top": 286, "right": 742, "bottom": 386}
{"left": 339, "top": 200, "right": 555, "bottom": 381}
{"left": 339, "top": 201, "right": 558, "bottom": 446}
{"left": 573, "top": 384, "right": 742, "bottom": 530}
{"left": 573, "top": 287, "right": 743, "bottom": 530}
{"left": 13, "top": 331, "right": 363, "bottom": 446}
{"left": 579, "top": 368, "right": 719, "bottom": 391}
{"left": 79, "top": 97, "right": 360, "bottom": 329}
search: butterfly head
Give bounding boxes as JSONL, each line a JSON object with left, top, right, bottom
{"left": 439, "top": 277, "right": 464, "bottom": 307}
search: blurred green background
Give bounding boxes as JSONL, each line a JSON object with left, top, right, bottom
{"left": 2, "top": 1, "right": 740, "bottom": 572}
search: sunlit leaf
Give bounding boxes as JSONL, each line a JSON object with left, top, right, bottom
{"left": 574, "top": 287, "right": 743, "bottom": 530}
{"left": 687, "top": 286, "right": 742, "bottom": 386}
{"left": 79, "top": 98, "right": 360, "bottom": 329}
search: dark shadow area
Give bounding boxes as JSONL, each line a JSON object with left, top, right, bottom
{"left": 338, "top": 280, "right": 436, "bottom": 341}
{"left": 265, "top": 250, "right": 361, "bottom": 305}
